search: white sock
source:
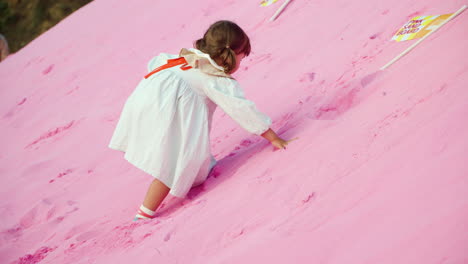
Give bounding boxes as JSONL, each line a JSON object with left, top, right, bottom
{"left": 135, "top": 205, "right": 156, "bottom": 219}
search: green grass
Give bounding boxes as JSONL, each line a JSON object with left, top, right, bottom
{"left": 0, "top": 0, "right": 92, "bottom": 52}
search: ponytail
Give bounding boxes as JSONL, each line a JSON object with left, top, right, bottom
{"left": 218, "top": 46, "right": 237, "bottom": 73}
{"left": 194, "top": 20, "right": 251, "bottom": 74}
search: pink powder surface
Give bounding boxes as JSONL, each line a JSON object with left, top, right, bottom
{"left": 1, "top": 0, "right": 468, "bottom": 263}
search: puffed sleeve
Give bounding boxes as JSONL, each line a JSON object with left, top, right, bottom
{"left": 203, "top": 77, "right": 272, "bottom": 135}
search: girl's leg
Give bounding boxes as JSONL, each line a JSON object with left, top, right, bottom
{"left": 134, "top": 179, "right": 170, "bottom": 220}
{"left": 142, "top": 178, "right": 170, "bottom": 211}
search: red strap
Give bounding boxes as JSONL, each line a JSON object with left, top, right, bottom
{"left": 144, "top": 57, "right": 192, "bottom": 79}
{"left": 137, "top": 209, "right": 155, "bottom": 219}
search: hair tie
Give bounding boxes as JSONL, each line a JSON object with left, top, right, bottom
{"left": 225, "top": 45, "right": 230, "bottom": 49}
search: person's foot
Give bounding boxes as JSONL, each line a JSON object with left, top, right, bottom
{"left": 133, "top": 205, "right": 156, "bottom": 221}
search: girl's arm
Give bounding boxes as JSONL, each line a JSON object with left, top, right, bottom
{"left": 204, "top": 78, "right": 293, "bottom": 149}
{"left": 261, "top": 128, "right": 289, "bottom": 149}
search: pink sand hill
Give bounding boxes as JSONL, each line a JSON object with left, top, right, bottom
{"left": 1, "top": 0, "right": 467, "bottom": 263}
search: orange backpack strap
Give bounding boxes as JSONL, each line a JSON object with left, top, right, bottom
{"left": 144, "top": 57, "right": 192, "bottom": 79}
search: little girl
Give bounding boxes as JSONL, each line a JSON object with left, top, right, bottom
{"left": 108, "top": 20, "right": 289, "bottom": 221}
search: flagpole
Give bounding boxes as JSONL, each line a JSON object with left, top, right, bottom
{"left": 270, "top": 0, "right": 292, "bottom": 21}
{"left": 380, "top": 5, "right": 467, "bottom": 70}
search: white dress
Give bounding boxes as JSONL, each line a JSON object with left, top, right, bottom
{"left": 108, "top": 48, "right": 271, "bottom": 198}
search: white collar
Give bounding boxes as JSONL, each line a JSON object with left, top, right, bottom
{"left": 186, "top": 48, "right": 225, "bottom": 71}
{"left": 179, "top": 48, "right": 233, "bottom": 79}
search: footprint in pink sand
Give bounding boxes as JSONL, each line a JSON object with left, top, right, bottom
{"left": 0, "top": 226, "right": 23, "bottom": 242}
{"left": 219, "top": 225, "right": 246, "bottom": 248}
{"left": 301, "top": 192, "right": 316, "bottom": 205}
{"left": 299, "top": 72, "right": 316, "bottom": 83}
{"left": 70, "top": 227, "right": 137, "bottom": 254}
{"left": 65, "top": 86, "right": 80, "bottom": 95}
{"left": 99, "top": 221, "right": 159, "bottom": 249}
{"left": 2, "top": 97, "right": 28, "bottom": 119}
{"left": 17, "top": 97, "right": 27, "bottom": 105}
{"left": 42, "top": 64, "right": 54, "bottom": 75}
{"left": 163, "top": 232, "right": 172, "bottom": 242}
{"left": 369, "top": 33, "right": 379, "bottom": 40}
{"left": 15, "top": 198, "right": 80, "bottom": 230}
{"left": 226, "top": 227, "right": 245, "bottom": 239}
{"left": 313, "top": 71, "right": 385, "bottom": 120}
{"left": 239, "top": 139, "right": 253, "bottom": 147}
{"left": 227, "top": 137, "right": 261, "bottom": 156}
{"left": 49, "top": 168, "right": 74, "bottom": 183}
{"left": 25, "top": 120, "right": 77, "bottom": 149}
{"left": 13, "top": 246, "right": 57, "bottom": 264}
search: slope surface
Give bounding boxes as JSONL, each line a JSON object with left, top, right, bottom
{"left": 1, "top": 0, "right": 467, "bottom": 263}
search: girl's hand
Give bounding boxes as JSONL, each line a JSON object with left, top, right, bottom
{"left": 271, "top": 138, "right": 289, "bottom": 149}
{"left": 271, "top": 137, "right": 298, "bottom": 150}
{"left": 261, "top": 128, "right": 298, "bottom": 150}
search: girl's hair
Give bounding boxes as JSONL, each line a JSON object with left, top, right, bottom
{"left": 195, "top": 20, "right": 251, "bottom": 73}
